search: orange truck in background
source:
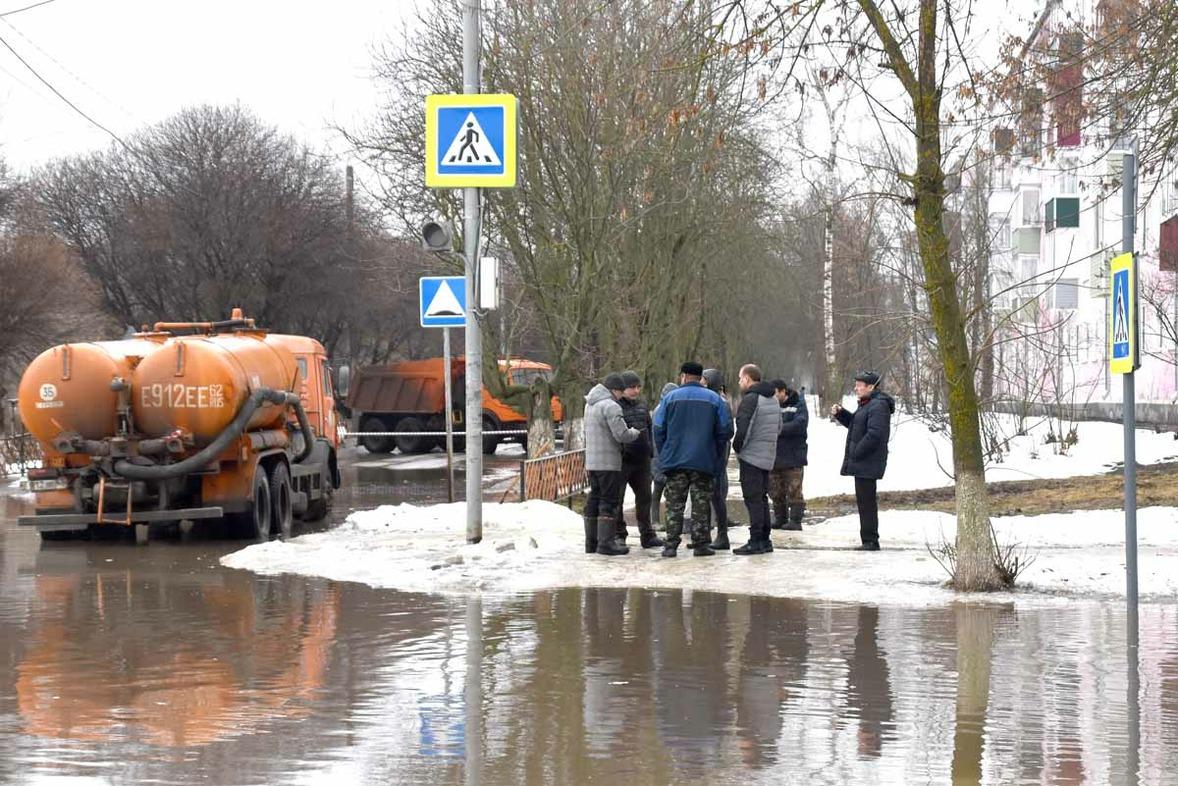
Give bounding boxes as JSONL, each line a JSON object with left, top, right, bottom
{"left": 16, "top": 309, "right": 340, "bottom": 542}
{"left": 345, "top": 357, "right": 562, "bottom": 455}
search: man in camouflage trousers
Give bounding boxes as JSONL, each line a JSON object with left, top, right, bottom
{"left": 652, "top": 361, "right": 734, "bottom": 557}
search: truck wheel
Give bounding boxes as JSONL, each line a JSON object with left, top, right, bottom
{"left": 234, "top": 467, "right": 272, "bottom": 541}
{"left": 269, "top": 462, "right": 294, "bottom": 540}
{"left": 482, "top": 415, "right": 499, "bottom": 455}
{"left": 305, "top": 481, "right": 333, "bottom": 522}
{"left": 359, "top": 416, "right": 395, "bottom": 454}
{"left": 394, "top": 416, "right": 431, "bottom": 454}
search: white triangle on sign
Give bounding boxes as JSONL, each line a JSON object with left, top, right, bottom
{"left": 425, "top": 280, "right": 464, "bottom": 317}
{"left": 441, "top": 112, "right": 502, "bottom": 166}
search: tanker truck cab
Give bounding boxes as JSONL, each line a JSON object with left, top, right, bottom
{"left": 16, "top": 310, "right": 342, "bottom": 543}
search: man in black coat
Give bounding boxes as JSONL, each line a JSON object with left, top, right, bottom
{"left": 615, "top": 371, "right": 665, "bottom": 548}
{"left": 769, "top": 379, "right": 808, "bottom": 531}
{"left": 831, "top": 370, "right": 895, "bottom": 551}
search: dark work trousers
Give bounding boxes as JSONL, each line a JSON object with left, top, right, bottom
{"left": 587, "top": 470, "right": 625, "bottom": 523}
{"left": 854, "top": 477, "right": 880, "bottom": 545}
{"left": 616, "top": 459, "right": 655, "bottom": 538}
{"left": 712, "top": 444, "right": 731, "bottom": 525}
{"left": 738, "top": 460, "right": 771, "bottom": 537}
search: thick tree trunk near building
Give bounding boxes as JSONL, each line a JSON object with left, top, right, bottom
{"left": 859, "top": 0, "right": 1004, "bottom": 591}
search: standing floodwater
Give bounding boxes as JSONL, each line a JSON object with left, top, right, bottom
{"left": 2, "top": 464, "right": 1177, "bottom": 784}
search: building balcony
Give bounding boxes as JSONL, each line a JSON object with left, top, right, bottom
{"left": 1045, "top": 197, "right": 1080, "bottom": 232}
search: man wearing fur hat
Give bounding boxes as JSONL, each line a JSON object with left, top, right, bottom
{"left": 584, "top": 373, "right": 643, "bottom": 556}
{"left": 652, "top": 362, "right": 734, "bottom": 557}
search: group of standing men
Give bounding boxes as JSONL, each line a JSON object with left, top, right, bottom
{"left": 583, "top": 362, "right": 894, "bottom": 557}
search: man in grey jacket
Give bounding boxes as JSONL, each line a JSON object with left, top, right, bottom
{"left": 731, "top": 364, "right": 782, "bottom": 555}
{"left": 583, "top": 373, "right": 642, "bottom": 556}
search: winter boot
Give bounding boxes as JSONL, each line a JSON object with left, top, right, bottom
{"left": 710, "top": 522, "right": 730, "bottom": 550}
{"left": 734, "top": 522, "right": 767, "bottom": 555}
{"left": 584, "top": 516, "right": 598, "bottom": 554}
{"left": 640, "top": 529, "right": 665, "bottom": 549}
{"left": 615, "top": 518, "right": 629, "bottom": 545}
{"left": 692, "top": 543, "right": 715, "bottom": 557}
{"left": 661, "top": 543, "right": 678, "bottom": 558}
{"left": 596, "top": 517, "right": 630, "bottom": 556}
{"left": 771, "top": 506, "right": 789, "bottom": 531}
{"left": 783, "top": 505, "right": 803, "bottom": 531}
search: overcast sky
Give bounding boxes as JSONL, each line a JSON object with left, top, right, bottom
{"left": 0, "top": 0, "right": 409, "bottom": 174}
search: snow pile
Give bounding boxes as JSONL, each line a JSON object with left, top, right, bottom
{"left": 222, "top": 501, "right": 1178, "bottom": 607}
{"left": 798, "top": 412, "right": 1178, "bottom": 498}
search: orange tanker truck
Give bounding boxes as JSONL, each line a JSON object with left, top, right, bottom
{"left": 345, "top": 357, "right": 562, "bottom": 455}
{"left": 17, "top": 309, "right": 340, "bottom": 542}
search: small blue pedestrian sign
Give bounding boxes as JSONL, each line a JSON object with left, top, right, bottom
{"left": 425, "top": 94, "right": 517, "bottom": 188}
{"left": 420, "top": 276, "right": 466, "bottom": 328}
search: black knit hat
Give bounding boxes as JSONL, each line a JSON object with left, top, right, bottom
{"left": 620, "top": 370, "right": 642, "bottom": 388}
{"left": 854, "top": 370, "right": 881, "bottom": 386}
{"left": 603, "top": 373, "right": 627, "bottom": 391}
{"left": 770, "top": 378, "right": 789, "bottom": 391}
{"left": 680, "top": 361, "right": 704, "bottom": 377}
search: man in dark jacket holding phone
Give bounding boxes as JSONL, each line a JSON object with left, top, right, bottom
{"left": 831, "top": 371, "right": 895, "bottom": 551}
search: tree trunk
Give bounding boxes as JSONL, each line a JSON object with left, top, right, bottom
{"left": 860, "top": 0, "right": 1004, "bottom": 590}
{"left": 527, "top": 384, "right": 556, "bottom": 458}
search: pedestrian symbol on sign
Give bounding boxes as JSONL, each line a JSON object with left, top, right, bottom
{"left": 442, "top": 113, "right": 502, "bottom": 166}
{"left": 1112, "top": 272, "right": 1129, "bottom": 348}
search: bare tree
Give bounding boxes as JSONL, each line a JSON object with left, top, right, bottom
{"left": 351, "top": 0, "right": 789, "bottom": 450}
{"left": 30, "top": 105, "right": 400, "bottom": 359}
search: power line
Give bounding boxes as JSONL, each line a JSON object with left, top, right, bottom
{"left": 0, "top": 0, "right": 57, "bottom": 18}
{"left": 0, "top": 30, "right": 131, "bottom": 151}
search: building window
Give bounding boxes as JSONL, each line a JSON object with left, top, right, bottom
{"left": 1057, "top": 161, "right": 1079, "bottom": 194}
{"left": 994, "top": 159, "right": 1013, "bottom": 190}
{"left": 1021, "top": 188, "right": 1041, "bottom": 225}
{"left": 1020, "top": 254, "right": 1038, "bottom": 282}
{"left": 1054, "top": 278, "right": 1079, "bottom": 309}
{"left": 990, "top": 215, "right": 1011, "bottom": 251}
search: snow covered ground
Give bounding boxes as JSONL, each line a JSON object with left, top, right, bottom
{"left": 218, "top": 409, "right": 1178, "bottom": 606}
{"left": 797, "top": 408, "right": 1178, "bottom": 497}
{"left": 221, "top": 499, "right": 1178, "bottom": 607}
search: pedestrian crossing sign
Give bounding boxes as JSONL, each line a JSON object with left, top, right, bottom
{"left": 425, "top": 94, "right": 517, "bottom": 188}
{"left": 420, "top": 276, "right": 467, "bottom": 327}
{"left": 1109, "top": 252, "right": 1138, "bottom": 374}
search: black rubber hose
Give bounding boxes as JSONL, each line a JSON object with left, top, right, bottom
{"left": 114, "top": 388, "right": 311, "bottom": 480}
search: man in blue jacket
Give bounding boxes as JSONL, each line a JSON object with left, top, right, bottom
{"left": 652, "top": 362, "right": 734, "bottom": 557}
{"left": 831, "top": 370, "right": 895, "bottom": 551}
{"left": 770, "top": 379, "right": 808, "bottom": 531}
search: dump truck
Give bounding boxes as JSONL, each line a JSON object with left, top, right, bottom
{"left": 16, "top": 309, "right": 341, "bottom": 542}
{"left": 345, "top": 357, "right": 562, "bottom": 455}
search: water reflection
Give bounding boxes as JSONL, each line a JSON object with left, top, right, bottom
{"left": 1, "top": 541, "right": 1174, "bottom": 785}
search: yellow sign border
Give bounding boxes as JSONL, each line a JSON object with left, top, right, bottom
{"left": 425, "top": 93, "right": 517, "bottom": 188}
{"left": 1109, "top": 251, "right": 1137, "bottom": 375}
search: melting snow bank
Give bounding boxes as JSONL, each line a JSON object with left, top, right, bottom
{"left": 221, "top": 501, "right": 1178, "bottom": 607}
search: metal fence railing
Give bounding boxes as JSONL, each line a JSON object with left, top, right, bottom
{"left": 520, "top": 449, "right": 586, "bottom": 503}
{"left": 0, "top": 434, "right": 42, "bottom": 477}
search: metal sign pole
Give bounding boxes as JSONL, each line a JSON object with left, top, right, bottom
{"left": 463, "top": 0, "right": 483, "bottom": 543}
{"left": 444, "top": 326, "right": 455, "bottom": 504}
{"left": 1121, "top": 146, "right": 1138, "bottom": 619}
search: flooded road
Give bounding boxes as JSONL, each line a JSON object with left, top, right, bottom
{"left": 2, "top": 450, "right": 1177, "bottom": 784}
